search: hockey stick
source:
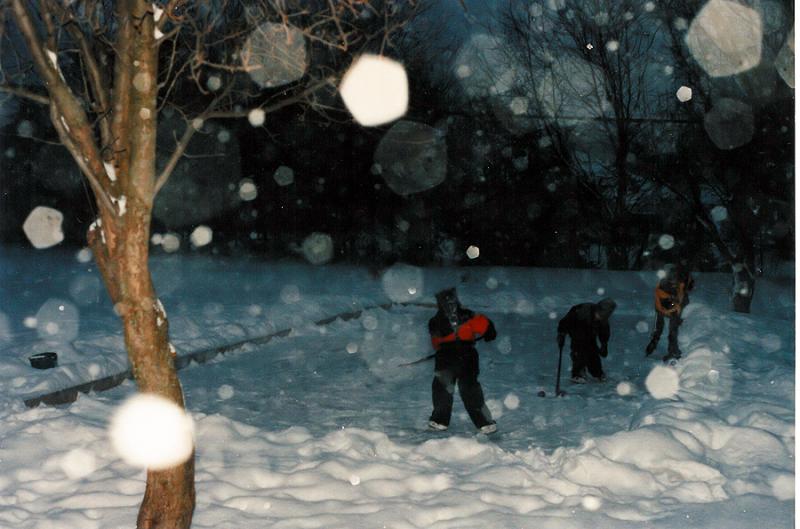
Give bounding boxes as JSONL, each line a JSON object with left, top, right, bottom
{"left": 398, "top": 353, "right": 436, "bottom": 367}
{"left": 539, "top": 343, "right": 568, "bottom": 397}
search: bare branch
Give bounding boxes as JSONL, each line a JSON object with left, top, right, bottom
{"left": 9, "top": 0, "right": 114, "bottom": 212}
{"left": 0, "top": 83, "right": 49, "bottom": 104}
{"left": 44, "top": 0, "right": 112, "bottom": 147}
{"left": 154, "top": 83, "right": 236, "bottom": 195}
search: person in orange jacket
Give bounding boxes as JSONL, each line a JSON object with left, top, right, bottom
{"left": 646, "top": 263, "right": 695, "bottom": 362}
{"left": 428, "top": 288, "right": 497, "bottom": 434}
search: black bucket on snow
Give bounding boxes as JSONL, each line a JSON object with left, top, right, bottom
{"left": 29, "top": 352, "right": 58, "bottom": 370}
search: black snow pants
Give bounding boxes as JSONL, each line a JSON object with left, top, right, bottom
{"left": 430, "top": 348, "right": 493, "bottom": 428}
{"left": 570, "top": 345, "right": 604, "bottom": 379}
{"left": 650, "top": 312, "right": 682, "bottom": 357}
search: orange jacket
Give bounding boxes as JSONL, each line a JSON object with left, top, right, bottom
{"left": 431, "top": 314, "right": 493, "bottom": 350}
{"left": 655, "top": 280, "right": 686, "bottom": 316}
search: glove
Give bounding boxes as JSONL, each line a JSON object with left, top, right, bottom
{"left": 557, "top": 333, "right": 565, "bottom": 350}
{"left": 662, "top": 298, "right": 675, "bottom": 311}
{"left": 483, "top": 321, "right": 497, "bottom": 342}
{"left": 599, "top": 344, "right": 608, "bottom": 358}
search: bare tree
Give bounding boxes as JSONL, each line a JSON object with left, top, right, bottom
{"left": 0, "top": 0, "right": 418, "bottom": 526}
{"left": 647, "top": 0, "right": 794, "bottom": 312}
{"left": 493, "top": 0, "right": 665, "bottom": 269}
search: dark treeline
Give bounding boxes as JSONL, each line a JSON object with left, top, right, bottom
{"left": 1, "top": 0, "right": 793, "bottom": 281}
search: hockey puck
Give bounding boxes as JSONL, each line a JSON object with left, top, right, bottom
{"left": 537, "top": 390, "right": 546, "bottom": 397}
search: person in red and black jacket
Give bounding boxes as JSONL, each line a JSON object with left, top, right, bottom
{"left": 428, "top": 288, "right": 498, "bottom": 434}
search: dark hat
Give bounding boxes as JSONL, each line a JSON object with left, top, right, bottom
{"left": 596, "top": 298, "right": 617, "bottom": 320}
{"left": 435, "top": 288, "right": 459, "bottom": 308}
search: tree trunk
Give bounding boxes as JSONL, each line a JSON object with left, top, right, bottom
{"left": 89, "top": 202, "right": 196, "bottom": 529}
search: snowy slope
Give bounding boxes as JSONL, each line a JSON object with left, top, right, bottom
{"left": 0, "top": 247, "right": 794, "bottom": 528}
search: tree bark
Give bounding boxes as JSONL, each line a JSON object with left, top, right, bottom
{"left": 89, "top": 202, "right": 196, "bottom": 529}
{"left": 87, "top": 0, "right": 196, "bottom": 525}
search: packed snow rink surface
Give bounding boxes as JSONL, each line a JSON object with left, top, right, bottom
{"left": 0, "top": 248, "right": 794, "bottom": 528}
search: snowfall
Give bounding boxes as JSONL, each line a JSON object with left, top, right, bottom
{"left": 0, "top": 246, "right": 794, "bottom": 529}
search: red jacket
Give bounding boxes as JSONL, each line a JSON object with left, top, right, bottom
{"left": 430, "top": 313, "right": 494, "bottom": 350}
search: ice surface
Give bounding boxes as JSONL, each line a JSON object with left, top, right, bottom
{"left": 380, "top": 263, "right": 424, "bottom": 303}
{"left": 616, "top": 381, "right": 633, "bottom": 396}
{"left": 339, "top": 55, "right": 408, "bottom": 127}
{"left": 217, "top": 385, "right": 234, "bottom": 400}
{"left": 686, "top": 0, "right": 762, "bottom": 77}
{"left": 68, "top": 275, "right": 102, "bottom": 307}
{"left": 0, "top": 252, "right": 794, "bottom": 529}
{"left": 23, "top": 206, "right": 64, "bottom": 249}
{"left": 35, "top": 298, "right": 79, "bottom": 342}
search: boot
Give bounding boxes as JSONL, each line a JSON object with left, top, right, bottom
{"left": 663, "top": 346, "right": 682, "bottom": 364}
{"left": 645, "top": 339, "right": 657, "bottom": 356}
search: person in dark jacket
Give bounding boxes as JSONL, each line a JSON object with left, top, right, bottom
{"left": 557, "top": 298, "right": 617, "bottom": 383}
{"left": 646, "top": 263, "right": 694, "bottom": 362}
{"left": 428, "top": 288, "right": 498, "bottom": 434}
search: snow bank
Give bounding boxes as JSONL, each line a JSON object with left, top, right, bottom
{"left": 0, "top": 249, "right": 793, "bottom": 528}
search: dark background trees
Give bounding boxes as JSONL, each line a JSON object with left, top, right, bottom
{"left": 1, "top": 1, "right": 793, "bottom": 288}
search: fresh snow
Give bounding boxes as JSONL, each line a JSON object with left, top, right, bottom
{"left": 0, "top": 248, "right": 794, "bottom": 528}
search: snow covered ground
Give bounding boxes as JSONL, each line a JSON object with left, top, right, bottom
{"left": 0, "top": 247, "right": 794, "bottom": 528}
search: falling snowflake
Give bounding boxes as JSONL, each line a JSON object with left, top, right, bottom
{"left": 616, "top": 382, "right": 633, "bottom": 396}
{"left": 248, "top": 108, "right": 266, "bottom": 127}
{"left": 273, "top": 165, "right": 295, "bottom": 187}
{"left": 645, "top": 365, "right": 680, "bottom": 399}
{"left": 190, "top": 226, "right": 213, "bottom": 248}
{"left": 238, "top": 179, "right": 258, "bottom": 201}
{"left": 503, "top": 393, "right": 520, "bottom": 410}
{"left": 676, "top": 86, "right": 692, "bottom": 102}
{"left": 658, "top": 234, "right": 675, "bottom": 250}
{"left": 23, "top": 206, "right": 64, "bottom": 249}
{"left": 217, "top": 385, "right": 235, "bottom": 400}
{"left": 109, "top": 393, "right": 195, "bottom": 470}
{"left": 340, "top": 55, "right": 408, "bottom": 127}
